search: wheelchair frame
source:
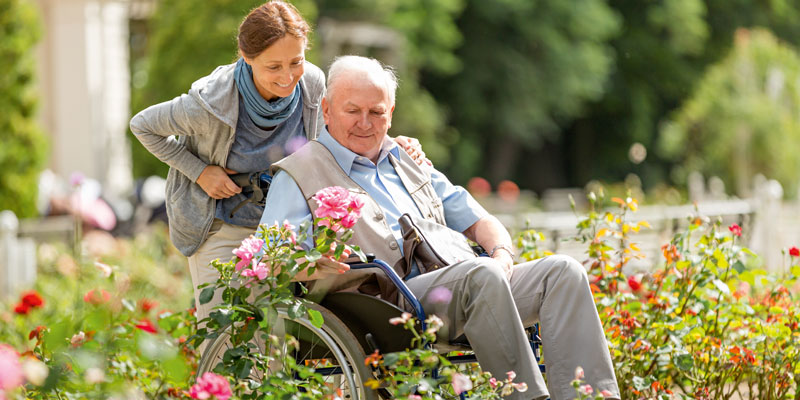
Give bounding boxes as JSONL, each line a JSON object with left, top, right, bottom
{"left": 197, "top": 258, "right": 545, "bottom": 399}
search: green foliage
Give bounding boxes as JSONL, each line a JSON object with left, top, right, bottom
{"left": 0, "top": 227, "right": 196, "bottom": 399}
{"left": 659, "top": 28, "right": 800, "bottom": 197}
{"left": 0, "top": 0, "right": 47, "bottom": 217}
{"left": 517, "top": 190, "right": 800, "bottom": 398}
{"left": 426, "top": 0, "right": 620, "bottom": 183}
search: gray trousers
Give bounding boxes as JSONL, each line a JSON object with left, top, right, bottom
{"left": 187, "top": 220, "right": 256, "bottom": 352}
{"left": 405, "top": 255, "right": 620, "bottom": 400}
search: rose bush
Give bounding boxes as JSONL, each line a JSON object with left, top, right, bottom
{"left": 517, "top": 191, "right": 800, "bottom": 399}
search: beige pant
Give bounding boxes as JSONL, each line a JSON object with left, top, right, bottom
{"left": 405, "top": 255, "right": 620, "bottom": 400}
{"left": 187, "top": 220, "right": 257, "bottom": 339}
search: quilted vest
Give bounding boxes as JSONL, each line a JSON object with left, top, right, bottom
{"left": 271, "top": 140, "right": 445, "bottom": 305}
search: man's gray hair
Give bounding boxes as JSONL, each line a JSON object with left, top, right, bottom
{"left": 326, "top": 55, "right": 398, "bottom": 104}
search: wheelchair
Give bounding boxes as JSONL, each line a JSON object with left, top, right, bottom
{"left": 196, "top": 258, "right": 545, "bottom": 399}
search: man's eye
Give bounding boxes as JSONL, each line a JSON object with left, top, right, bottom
{"left": 292, "top": 60, "right": 303, "bottom": 66}
{"left": 370, "top": 110, "right": 384, "bottom": 115}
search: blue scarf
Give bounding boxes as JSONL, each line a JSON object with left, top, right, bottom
{"left": 234, "top": 57, "right": 301, "bottom": 128}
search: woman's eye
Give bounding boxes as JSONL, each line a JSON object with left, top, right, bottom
{"left": 268, "top": 66, "right": 281, "bottom": 71}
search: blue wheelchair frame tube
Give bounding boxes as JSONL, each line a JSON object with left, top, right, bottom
{"left": 348, "top": 260, "right": 428, "bottom": 331}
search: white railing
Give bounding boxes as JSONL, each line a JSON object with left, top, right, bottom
{"left": 0, "top": 211, "right": 37, "bottom": 299}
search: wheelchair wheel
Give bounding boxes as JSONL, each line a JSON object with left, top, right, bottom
{"left": 197, "top": 303, "right": 377, "bottom": 400}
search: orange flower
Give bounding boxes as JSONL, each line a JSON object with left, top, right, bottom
{"left": 83, "top": 289, "right": 111, "bottom": 305}
{"left": 364, "top": 349, "right": 382, "bottom": 367}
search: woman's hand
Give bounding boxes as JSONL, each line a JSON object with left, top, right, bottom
{"left": 394, "top": 135, "right": 432, "bottom": 166}
{"left": 196, "top": 165, "right": 242, "bottom": 199}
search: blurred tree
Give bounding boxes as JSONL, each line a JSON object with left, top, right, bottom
{"left": 561, "top": 0, "right": 800, "bottom": 195}
{"left": 659, "top": 29, "right": 800, "bottom": 198}
{"left": 423, "top": 0, "right": 621, "bottom": 187}
{"left": 129, "top": 0, "right": 318, "bottom": 178}
{"left": 0, "top": 0, "right": 47, "bottom": 217}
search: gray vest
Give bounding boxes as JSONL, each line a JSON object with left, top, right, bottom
{"left": 272, "top": 140, "right": 444, "bottom": 304}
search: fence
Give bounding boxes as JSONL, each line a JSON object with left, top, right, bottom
{"left": 494, "top": 185, "right": 800, "bottom": 273}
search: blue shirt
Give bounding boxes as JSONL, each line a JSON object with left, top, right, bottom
{"left": 215, "top": 94, "right": 306, "bottom": 226}
{"left": 260, "top": 129, "right": 488, "bottom": 277}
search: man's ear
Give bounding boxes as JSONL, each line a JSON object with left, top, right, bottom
{"left": 321, "top": 97, "right": 331, "bottom": 125}
{"left": 387, "top": 104, "right": 395, "bottom": 130}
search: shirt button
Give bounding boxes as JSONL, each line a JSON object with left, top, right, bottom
{"left": 389, "top": 241, "right": 398, "bottom": 250}
{"left": 374, "top": 213, "right": 384, "bottom": 221}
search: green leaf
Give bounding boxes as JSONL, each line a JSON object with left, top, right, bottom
{"left": 163, "top": 354, "right": 190, "bottom": 382}
{"left": 733, "top": 261, "right": 746, "bottom": 274}
{"left": 287, "top": 302, "right": 304, "bottom": 320}
{"left": 234, "top": 358, "right": 254, "bottom": 380}
{"left": 632, "top": 376, "right": 649, "bottom": 391}
{"left": 306, "top": 249, "right": 322, "bottom": 263}
{"left": 675, "top": 353, "right": 694, "bottom": 371}
{"left": 308, "top": 308, "right": 324, "bottom": 329}
{"left": 383, "top": 352, "right": 400, "bottom": 367}
{"left": 791, "top": 266, "right": 800, "bottom": 278}
{"left": 199, "top": 286, "right": 216, "bottom": 305}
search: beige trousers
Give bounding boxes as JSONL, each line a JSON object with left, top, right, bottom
{"left": 187, "top": 220, "right": 257, "bottom": 337}
{"left": 404, "top": 255, "right": 620, "bottom": 400}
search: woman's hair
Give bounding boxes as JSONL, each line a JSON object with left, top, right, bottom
{"left": 238, "top": 1, "right": 310, "bottom": 59}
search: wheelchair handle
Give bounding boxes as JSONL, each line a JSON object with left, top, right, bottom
{"left": 229, "top": 172, "right": 252, "bottom": 188}
{"left": 347, "top": 258, "right": 427, "bottom": 330}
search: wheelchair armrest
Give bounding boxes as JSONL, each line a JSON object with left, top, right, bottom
{"left": 346, "top": 259, "right": 428, "bottom": 327}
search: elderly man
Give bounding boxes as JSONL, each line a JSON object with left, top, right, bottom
{"left": 260, "top": 55, "right": 619, "bottom": 400}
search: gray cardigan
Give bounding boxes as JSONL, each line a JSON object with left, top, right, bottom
{"left": 130, "top": 61, "right": 326, "bottom": 256}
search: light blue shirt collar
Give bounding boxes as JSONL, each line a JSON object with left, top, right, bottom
{"left": 316, "top": 128, "right": 400, "bottom": 175}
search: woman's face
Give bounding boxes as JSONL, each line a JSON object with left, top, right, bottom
{"left": 244, "top": 35, "right": 305, "bottom": 101}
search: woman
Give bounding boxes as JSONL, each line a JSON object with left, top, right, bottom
{"left": 130, "top": 1, "right": 426, "bottom": 324}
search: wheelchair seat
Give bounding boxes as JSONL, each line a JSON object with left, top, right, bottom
{"left": 321, "top": 291, "right": 474, "bottom": 354}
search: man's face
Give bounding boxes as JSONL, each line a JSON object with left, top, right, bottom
{"left": 322, "top": 76, "right": 394, "bottom": 163}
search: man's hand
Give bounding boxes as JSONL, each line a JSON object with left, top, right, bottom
{"left": 196, "top": 165, "right": 242, "bottom": 199}
{"left": 394, "top": 135, "right": 432, "bottom": 166}
{"left": 292, "top": 245, "right": 352, "bottom": 281}
{"left": 491, "top": 248, "right": 515, "bottom": 281}
{"left": 293, "top": 257, "right": 350, "bottom": 281}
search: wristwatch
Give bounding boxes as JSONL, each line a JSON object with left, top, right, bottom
{"left": 489, "top": 244, "right": 514, "bottom": 258}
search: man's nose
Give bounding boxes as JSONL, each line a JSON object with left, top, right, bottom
{"left": 356, "top": 112, "right": 371, "bottom": 129}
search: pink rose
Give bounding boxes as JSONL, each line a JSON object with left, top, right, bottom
{"left": 0, "top": 345, "right": 23, "bottom": 391}
{"left": 313, "top": 186, "right": 352, "bottom": 220}
{"left": 233, "top": 236, "right": 264, "bottom": 271}
{"left": 189, "top": 372, "right": 232, "bottom": 400}
{"left": 241, "top": 262, "right": 269, "bottom": 281}
{"left": 341, "top": 214, "right": 359, "bottom": 229}
{"left": 451, "top": 373, "right": 473, "bottom": 395}
{"left": 728, "top": 223, "right": 742, "bottom": 237}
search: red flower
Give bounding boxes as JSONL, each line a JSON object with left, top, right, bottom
{"left": 14, "top": 303, "right": 29, "bottom": 315}
{"left": 789, "top": 246, "right": 800, "bottom": 257}
{"left": 29, "top": 325, "right": 46, "bottom": 340}
{"left": 140, "top": 299, "right": 158, "bottom": 313}
{"left": 83, "top": 289, "right": 111, "bottom": 305}
{"left": 728, "top": 224, "right": 742, "bottom": 237}
{"left": 627, "top": 276, "right": 642, "bottom": 292}
{"left": 20, "top": 291, "right": 44, "bottom": 308}
{"left": 135, "top": 319, "right": 158, "bottom": 334}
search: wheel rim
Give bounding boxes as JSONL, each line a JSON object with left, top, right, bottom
{"left": 197, "top": 307, "right": 368, "bottom": 399}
